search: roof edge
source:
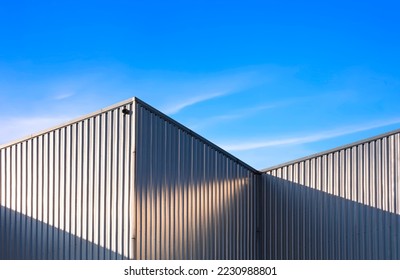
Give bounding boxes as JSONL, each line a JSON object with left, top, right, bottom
{"left": 261, "top": 126, "right": 400, "bottom": 172}
{"left": 134, "top": 97, "right": 260, "bottom": 174}
{"left": 0, "top": 96, "right": 259, "bottom": 174}
{"left": 0, "top": 97, "right": 135, "bottom": 149}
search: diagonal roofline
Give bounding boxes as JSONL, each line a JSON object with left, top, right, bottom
{"left": 0, "top": 97, "right": 259, "bottom": 173}
{"left": 0, "top": 97, "right": 136, "bottom": 150}
{"left": 133, "top": 97, "right": 260, "bottom": 173}
{"left": 261, "top": 126, "right": 400, "bottom": 172}
{"left": 2, "top": 96, "right": 399, "bottom": 175}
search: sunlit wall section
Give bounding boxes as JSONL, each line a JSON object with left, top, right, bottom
{"left": 0, "top": 100, "right": 135, "bottom": 260}
{"left": 134, "top": 100, "right": 260, "bottom": 260}
{"left": 261, "top": 130, "right": 400, "bottom": 259}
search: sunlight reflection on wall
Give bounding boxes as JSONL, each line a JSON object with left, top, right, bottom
{"left": 134, "top": 103, "right": 259, "bottom": 260}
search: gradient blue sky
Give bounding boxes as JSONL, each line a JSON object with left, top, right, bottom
{"left": 1, "top": 0, "right": 399, "bottom": 168}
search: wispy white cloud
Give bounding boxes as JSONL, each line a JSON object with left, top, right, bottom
{"left": 188, "top": 103, "right": 279, "bottom": 130}
{"left": 144, "top": 66, "right": 278, "bottom": 115}
{"left": 160, "top": 67, "right": 278, "bottom": 115}
{"left": 192, "top": 90, "right": 359, "bottom": 132}
{"left": 53, "top": 92, "right": 75, "bottom": 100}
{"left": 185, "top": 92, "right": 345, "bottom": 131}
{"left": 222, "top": 118, "right": 400, "bottom": 151}
{"left": 163, "top": 91, "right": 231, "bottom": 114}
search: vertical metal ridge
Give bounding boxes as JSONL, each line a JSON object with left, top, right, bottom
{"left": 262, "top": 132, "right": 400, "bottom": 260}
{"left": 0, "top": 101, "right": 134, "bottom": 259}
{"left": 3, "top": 98, "right": 398, "bottom": 261}
{"left": 134, "top": 103, "right": 258, "bottom": 260}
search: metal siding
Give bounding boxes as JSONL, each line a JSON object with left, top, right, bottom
{"left": 262, "top": 131, "right": 400, "bottom": 259}
{"left": 0, "top": 101, "right": 135, "bottom": 259}
{"left": 2, "top": 97, "right": 400, "bottom": 261}
{"left": 134, "top": 101, "right": 259, "bottom": 260}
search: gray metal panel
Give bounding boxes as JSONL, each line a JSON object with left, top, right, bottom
{"left": 134, "top": 100, "right": 259, "bottom": 260}
{"left": 3, "top": 95, "right": 399, "bottom": 260}
{"left": 261, "top": 127, "right": 400, "bottom": 172}
{"left": 0, "top": 101, "right": 135, "bottom": 259}
{"left": 261, "top": 131, "right": 400, "bottom": 259}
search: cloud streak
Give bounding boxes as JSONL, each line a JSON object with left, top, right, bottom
{"left": 188, "top": 103, "right": 279, "bottom": 130}
{"left": 163, "top": 91, "right": 231, "bottom": 114}
{"left": 222, "top": 118, "right": 400, "bottom": 151}
{"left": 53, "top": 92, "right": 75, "bottom": 100}
{"left": 151, "top": 66, "right": 275, "bottom": 115}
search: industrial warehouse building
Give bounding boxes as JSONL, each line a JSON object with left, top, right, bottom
{"left": 0, "top": 97, "right": 399, "bottom": 260}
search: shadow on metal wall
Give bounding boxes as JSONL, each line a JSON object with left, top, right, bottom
{"left": 0, "top": 206, "right": 125, "bottom": 260}
{"left": 191, "top": 177, "right": 259, "bottom": 260}
{"left": 135, "top": 174, "right": 259, "bottom": 260}
{"left": 262, "top": 174, "right": 400, "bottom": 260}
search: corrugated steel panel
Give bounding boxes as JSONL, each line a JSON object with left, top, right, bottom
{"left": 0, "top": 99, "right": 135, "bottom": 259}
{"left": 261, "top": 131, "right": 400, "bottom": 259}
{"left": 2, "top": 96, "right": 400, "bottom": 260}
{"left": 134, "top": 100, "right": 260, "bottom": 260}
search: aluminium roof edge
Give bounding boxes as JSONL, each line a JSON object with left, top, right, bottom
{"left": 261, "top": 126, "right": 400, "bottom": 173}
{"left": 0, "top": 96, "right": 259, "bottom": 174}
{"left": 6, "top": 95, "right": 397, "bottom": 175}
{"left": 0, "top": 97, "right": 135, "bottom": 150}
{"left": 134, "top": 97, "right": 260, "bottom": 174}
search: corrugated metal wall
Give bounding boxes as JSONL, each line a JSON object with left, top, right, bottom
{"left": 0, "top": 100, "right": 135, "bottom": 259}
{"left": 261, "top": 131, "right": 400, "bottom": 259}
{"left": 2, "top": 96, "right": 400, "bottom": 260}
{"left": 134, "top": 100, "right": 260, "bottom": 260}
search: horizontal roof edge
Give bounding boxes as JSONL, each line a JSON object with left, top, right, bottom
{"left": 0, "top": 97, "right": 135, "bottom": 149}
{"left": 261, "top": 127, "right": 400, "bottom": 172}
{"left": 134, "top": 97, "right": 260, "bottom": 174}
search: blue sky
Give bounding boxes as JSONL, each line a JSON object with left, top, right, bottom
{"left": 0, "top": 0, "right": 399, "bottom": 169}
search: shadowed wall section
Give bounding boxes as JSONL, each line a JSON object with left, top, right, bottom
{"left": 134, "top": 101, "right": 260, "bottom": 260}
{"left": 0, "top": 100, "right": 135, "bottom": 259}
{"left": 0, "top": 206, "right": 124, "bottom": 259}
{"left": 262, "top": 131, "right": 400, "bottom": 259}
{"left": 2, "top": 97, "right": 400, "bottom": 260}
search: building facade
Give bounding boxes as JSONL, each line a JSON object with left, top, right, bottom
{"left": 1, "top": 97, "right": 399, "bottom": 259}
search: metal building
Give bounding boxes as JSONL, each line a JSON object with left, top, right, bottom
{"left": 0, "top": 97, "right": 259, "bottom": 260}
{"left": 261, "top": 130, "right": 400, "bottom": 259}
{"left": 1, "top": 97, "right": 399, "bottom": 259}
